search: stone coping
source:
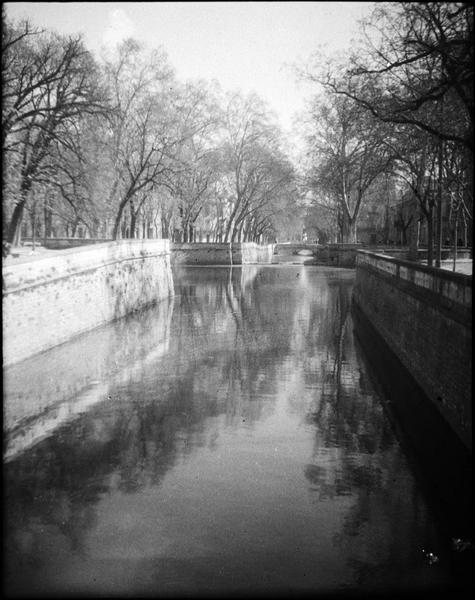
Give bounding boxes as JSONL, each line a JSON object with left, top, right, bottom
{"left": 3, "top": 239, "right": 171, "bottom": 293}
{"left": 356, "top": 250, "right": 472, "bottom": 308}
{"left": 357, "top": 249, "right": 472, "bottom": 283}
{"left": 170, "top": 242, "right": 272, "bottom": 249}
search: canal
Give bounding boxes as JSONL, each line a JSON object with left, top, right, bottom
{"left": 3, "top": 265, "right": 472, "bottom": 597}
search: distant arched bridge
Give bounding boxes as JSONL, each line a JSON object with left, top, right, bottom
{"left": 273, "top": 242, "right": 361, "bottom": 267}
{"left": 273, "top": 243, "right": 319, "bottom": 257}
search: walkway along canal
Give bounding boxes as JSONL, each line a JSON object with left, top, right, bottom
{"left": 3, "top": 264, "right": 472, "bottom": 596}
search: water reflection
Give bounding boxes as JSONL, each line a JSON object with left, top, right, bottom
{"left": 3, "top": 266, "right": 470, "bottom": 596}
{"left": 3, "top": 295, "right": 174, "bottom": 460}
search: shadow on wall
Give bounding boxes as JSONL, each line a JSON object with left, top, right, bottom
{"left": 352, "top": 301, "right": 473, "bottom": 545}
{"left": 104, "top": 240, "right": 174, "bottom": 322}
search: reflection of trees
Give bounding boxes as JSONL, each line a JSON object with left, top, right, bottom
{"left": 303, "top": 276, "right": 399, "bottom": 495}
{"left": 4, "top": 371, "right": 222, "bottom": 572}
{"left": 300, "top": 274, "right": 397, "bottom": 455}
{"left": 173, "top": 268, "right": 381, "bottom": 455}
{"left": 8, "top": 265, "right": 457, "bottom": 594}
{"left": 300, "top": 276, "right": 450, "bottom": 590}
{"left": 6, "top": 266, "right": 293, "bottom": 574}
{"left": 305, "top": 279, "right": 374, "bottom": 446}
{"left": 329, "top": 280, "right": 350, "bottom": 401}
{"left": 172, "top": 267, "right": 302, "bottom": 423}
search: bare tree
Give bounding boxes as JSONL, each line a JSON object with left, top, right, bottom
{"left": 307, "top": 3, "right": 473, "bottom": 151}
{"left": 166, "top": 82, "right": 223, "bottom": 242}
{"left": 299, "top": 2, "right": 473, "bottom": 258}
{"left": 100, "top": 40, "right": 176, "bottom": 239}
{"left": 221, "top": 92, "right": 295, "bottom": 242}
{"left": 304, "top": 92, "right": 394, "bottom": 242}
{"left": 3, "top": 18, "right": 107, "bottom": 244}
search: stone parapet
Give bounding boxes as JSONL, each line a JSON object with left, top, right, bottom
{"left": 21, "top": 237, "right": 113, "bottom": 249}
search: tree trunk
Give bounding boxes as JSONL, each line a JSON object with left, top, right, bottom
{"left": 244, "top": 220, "right": 251, "bottom": 242}
{"left": 426, "top": 210, "right": 434, "bottom": 267}
{"left": 2, "top": 202, "right": 8, "bottom": 239}
{"left": 237, "top": 220, "right": 244, "bottom": 242}
{"left": 231, "top": 223, "right": 240, "bottom": 242}
{"left": 407, "top": 196, "right": 420, "bottom": 261}
{"left": 161, "top": 215, "right": 168, "bottom": 239}
{"left": 453, "top": 216, "right": 458, "bottom": 272}
{"left": 120, "top": 221, "right": 125, "bottom": 239}
{"left": 181, "top": 219, "right": 187, "bottom": 242}
{"left": 43, "top": 199, "right": 52, "bottom": 244}
{"left": 340, "top": 212, "right": 353, "bottom": 243}
{"left": 462, "top": 148, "right": 473, "bottom": 258}
{"left": 130, "top": 210, "right": 137, "bottom": 239}
{"left": 8, "top": 197, "right": 27, "bottom": 245}
{"left": 31, "top": 209, "right": 36, "bottom": 251}
{"left": 224, "top": 196, "right": 241, "bottom": 242}
{"left": 435, "top": 141, "right": 443, "bottom": 267}
{"left": 113, "top": 199, "right": 129, "bottom": 240}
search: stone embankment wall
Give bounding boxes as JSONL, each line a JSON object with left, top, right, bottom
{"left": 273, "top": 243, "right": 319, "bottom": 256}
{"left": 353, "top": 250, "right": 472, "bottom": 450}
{"left": 170, "top": 242, "right": 274, "bottom": 265}
{"left": 316, "top": 244, "right": 362, "bottom": 267}
{"left": 3, "top": 240, "right": 174, "bottom": 366}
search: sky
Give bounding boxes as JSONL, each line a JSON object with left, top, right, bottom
{"left": 5, "top": 2, "right": 375, "bottom": 135}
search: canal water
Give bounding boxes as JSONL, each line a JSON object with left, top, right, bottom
{"left": 3, "top": 266, "right": 472, "bottom": 597}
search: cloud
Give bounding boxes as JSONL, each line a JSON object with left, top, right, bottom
{"left": 102, "top": 8, "right": 136, "bottom": 48}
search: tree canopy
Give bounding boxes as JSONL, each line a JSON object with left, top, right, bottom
{"left": 2, "top": 13, "right": 301, "bottom": 245}
{"left": 299, "top": 1, "right": 473, "bottom": 256}
{"left": 2, "top": 3, "right": 473, "bottom": 256}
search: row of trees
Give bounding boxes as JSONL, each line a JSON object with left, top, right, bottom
{"left": 2, "top": 12, "right": 302, "bottom": 246}
{"left": 299, "top": 2, "right": 473, "bottom": 264}
{"left": 4, "top": 4, "right": 472, "bottom": 259}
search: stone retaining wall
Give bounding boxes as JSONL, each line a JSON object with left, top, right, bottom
{"left": 316, "top": 244, "right": 363, "bottom": 267}
{"left": 170, "top": 242, "right": 274, "bottom": 265}
{"left": 353, "top": 250, "right": 472, "bottom": 450}
{"left": 2, "top": 240, "right": 174, "bottom": 366}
